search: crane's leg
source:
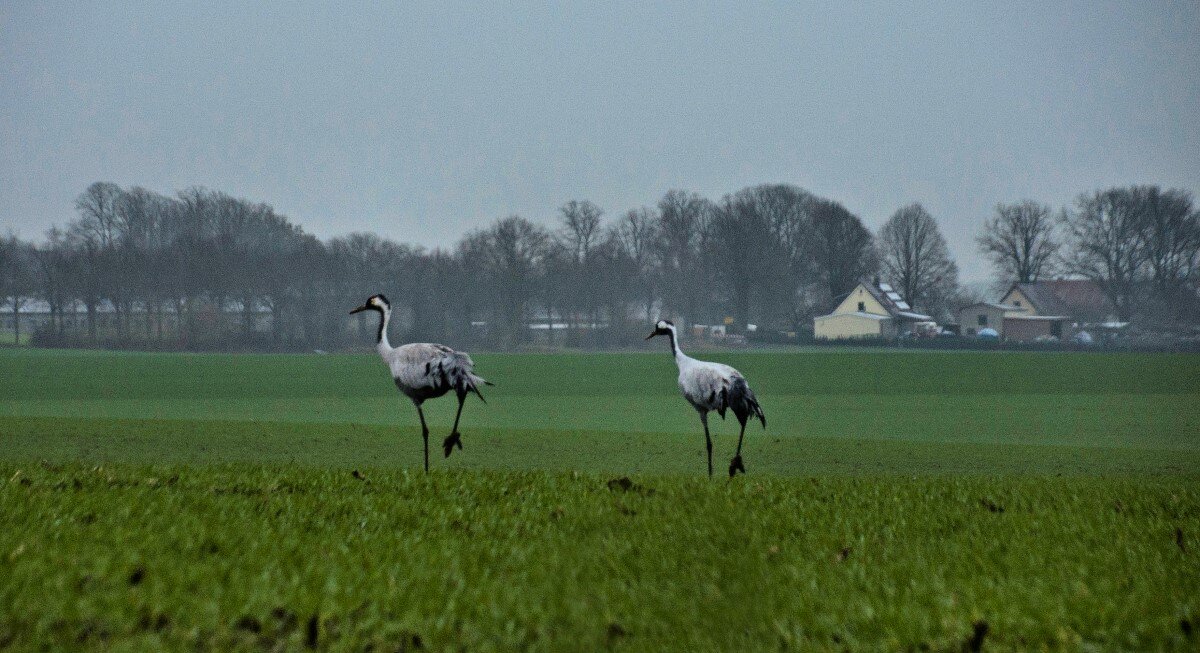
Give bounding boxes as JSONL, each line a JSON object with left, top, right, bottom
{"left": 700, "top": 411, "right": 713, "bottom": 478}
{"left": 729, "top": 419, "right": 747, "bottom": 477}
{"left": 443, "top": 392, "right": 466, "bottom": 458}
{"left": 415, "top": 402, "right": 430, "bottom": 473}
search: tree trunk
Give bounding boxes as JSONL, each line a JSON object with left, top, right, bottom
{"left": 242, "top": 296, "right": 255, "bottom": 334}
{"left": 86, "top": 302, "right": 97, "bottom": 342}
{"left": 175, "top": 298, "right": 187, "bottom": 347}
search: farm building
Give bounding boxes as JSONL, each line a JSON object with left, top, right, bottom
{"left": 1001, "top": 280, "right": 1116, "bottom": 323}
{"left": 958, "top": 302, "right": 1025, "bottom": 338}
{"left": 996, "top": 280, "right": 1117, "bottom": 341}
{"left": 814, "top": 279, "right": 931, "bottom": 340}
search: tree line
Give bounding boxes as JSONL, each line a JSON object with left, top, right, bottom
{"left": 1, "top": 181, "right": 1196, "bottom": 350}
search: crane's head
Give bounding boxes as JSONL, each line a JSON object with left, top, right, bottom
{"left": 350, "top": 294, "right": 390, "bottom": 315}
{"left": 645, "top": 319, "right": 675, "bottom": 340}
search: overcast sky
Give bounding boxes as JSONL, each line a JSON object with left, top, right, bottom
{"left": 3, "top": 2, "right": 1198, "bottom": 282}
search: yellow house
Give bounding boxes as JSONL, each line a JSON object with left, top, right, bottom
{"left": 814, "top": 279, "right": 932, "bottom": 340}
{"left": 1000, "top": 280, "right": 1114, "bottom": 322}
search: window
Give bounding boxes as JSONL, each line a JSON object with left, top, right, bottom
{"left": 857, "top": 302, "right": 865, "bottom": 312}
{"left": 977, "top": 314, "right": 988, "bottom": 326}
{"left": 1051, "top": 321, "right": 1062, "bottom": 338}
{"left": 1014, "top": 300, "right": 1021, "bottom": 307}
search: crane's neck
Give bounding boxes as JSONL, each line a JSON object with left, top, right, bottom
{"left": 664, "top": 328, "right": 687, "bottom": 366}
{"left": 375, "top": 307, "right": 392, "bottom": 353}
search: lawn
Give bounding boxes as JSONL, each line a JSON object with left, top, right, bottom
{"left": 1, "top": 348, "right": 1198, "bottom": 650}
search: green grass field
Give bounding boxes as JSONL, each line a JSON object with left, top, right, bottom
{"left": 1, "top": 348, "right": 1198, "bottom": 650}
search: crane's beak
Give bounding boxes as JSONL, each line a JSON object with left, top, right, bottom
{"left": 349, "top": 305, "right": 370, "bottom": 315}
{"left": 645, "top": 331, "right": 658, "bottom": 340}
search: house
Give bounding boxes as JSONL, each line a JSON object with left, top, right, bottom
{"left": 813, "top": 278, "right": 932, "bottom": 340}
{"left": 958, "top": 302, "right": 1026, "bottom": 338}
{"left": 1001, "top": 280, "right": 1115, "bottom": 322}
{"left": 998, "top": 280, "right": 1116, "bottom": 341}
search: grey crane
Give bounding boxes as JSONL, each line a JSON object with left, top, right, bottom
{"left": 646, "top": 320, "right": 766, "bottom": 477}
{"left": 351, "top": 294, "right": 491, "bottom": 472}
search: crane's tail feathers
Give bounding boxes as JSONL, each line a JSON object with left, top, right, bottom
{"left": 730, "top": 376, "right": 766, "bottom": 430}
{"left": 753, "top": 399, "right": 766, "bottom": 429}
{"left": 468, "top": 374, "right": 491, "bottom": 402}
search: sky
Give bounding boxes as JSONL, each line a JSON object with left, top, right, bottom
{"left": 2, "top": 2, "right": 1199, "bottom": 283}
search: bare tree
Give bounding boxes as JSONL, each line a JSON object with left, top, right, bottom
{"left": 808, "top": 199, "right": 876, "bottom": 304}
{"left": 612, "top": 207, "right": 660, "bottom": 320}
{"left": 0, "top": 235, "right": 36, "bottom": 344}
{"left": 32, "top": 227, "right": 76, "bottom": 339}
{"left": 330, "top": 232, "right": 420, "bottom": 340}
{"left": 977, "top": 200, "right": 1060, "bottom": 285}
{"left": 1061, "top": 189, "right": 1146, "bottom": 321}
{"left": 878, "top": 203, "right": 959, "bottom": 320}
{"left": 558, "top": 200, "right": 604, "bottom": 263}
{"left": 556, "top": 200, "right": 605, "bottom": 334}
{"left": 539, "top": 243, "right": 572, "bottom": 345}
{"left": 1134, "top": 186, "right": 1199, "bottom": 293}
{"left": 656, "top": 190, "right": 715, "bottom": 326}
{"left": 469, "top": 216, "right": 549, "bottom": 347}
{"left": 590, "top": 231, "right": 641, "bottom": 343}
{"left": 73, "top": 182, "right": 122, "bottom": 246}
{"left": 712, "top": 186, "right": 803, "bottom": 330}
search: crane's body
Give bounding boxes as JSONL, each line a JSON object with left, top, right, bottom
{"left": 352, "top": 294, "right": 490, "bottom": 471}
{"left": 384, "top": 342, "right": 487, "bottom": 404}
{"left": 647, "top": 320, "right": 765, "bottom": 477}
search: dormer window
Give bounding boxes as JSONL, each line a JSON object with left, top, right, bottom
{"left": 1014, "top": 300, "right": 1021, "bottom": 307}
{"left": 857, "top": 302, "right": 865, "bottom": 312}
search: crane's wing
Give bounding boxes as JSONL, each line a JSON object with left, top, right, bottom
{"left": 389, "top": 343, "right": 491, "bottom": 401}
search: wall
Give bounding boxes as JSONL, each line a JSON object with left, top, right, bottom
{"left": 1000, "top": 288, "right": 1037, "bottom": 315}
{"left": 958, "top": 305, "right": 1007, "bottom": 337}
{"left": 814, "top": 314, "right": 889, "bottom": 340}
{"left": 1003, "top": 317, "right": 1064, "bottom": 341}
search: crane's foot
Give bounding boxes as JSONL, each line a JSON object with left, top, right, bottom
{"left": 442, "top": 432, "right": 463, "bottom": 458}
{"left": 728, "top": 455, "right": 746, "bottom": 477}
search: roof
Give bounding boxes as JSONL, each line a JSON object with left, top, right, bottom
{"left": 850, "top": 277, "right": 930, "bottom": 319}
{"left": 960, "top": 302, "right": 1024, "bottom": 312}
{"left": 1007, "top": 280, "right": 1114, "bottom": 319}
{"left": 814, "top": 311, "right": 891, "bottom": 321}
{"left": 1004, "top": 314, "right": 1069, "bottom": 321}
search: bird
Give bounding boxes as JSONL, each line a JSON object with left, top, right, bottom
{"left": 646, "top": 319, "right": 766, "bottom": 477}
{"left": 350, "top": 294, "right": 491, "bottom": 472}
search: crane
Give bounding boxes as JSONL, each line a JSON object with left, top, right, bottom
{"left": 646, "top": 320, "right": 765, "bottom": 477}
{"left": 350, "top": 294, "right": 491, "bottom": 472}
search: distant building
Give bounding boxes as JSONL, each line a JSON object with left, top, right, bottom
{"left": 1001, "top": 280, "right": 1115, "bottom": 322}
{"left": 997, "top": 280, "right": 1117, "bottom": 341}
{"left": 813, "top": 279, "right": 932, "bottom": 340}
{"left": 957, "top": 302, "right": 1025, "bottom": 338}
